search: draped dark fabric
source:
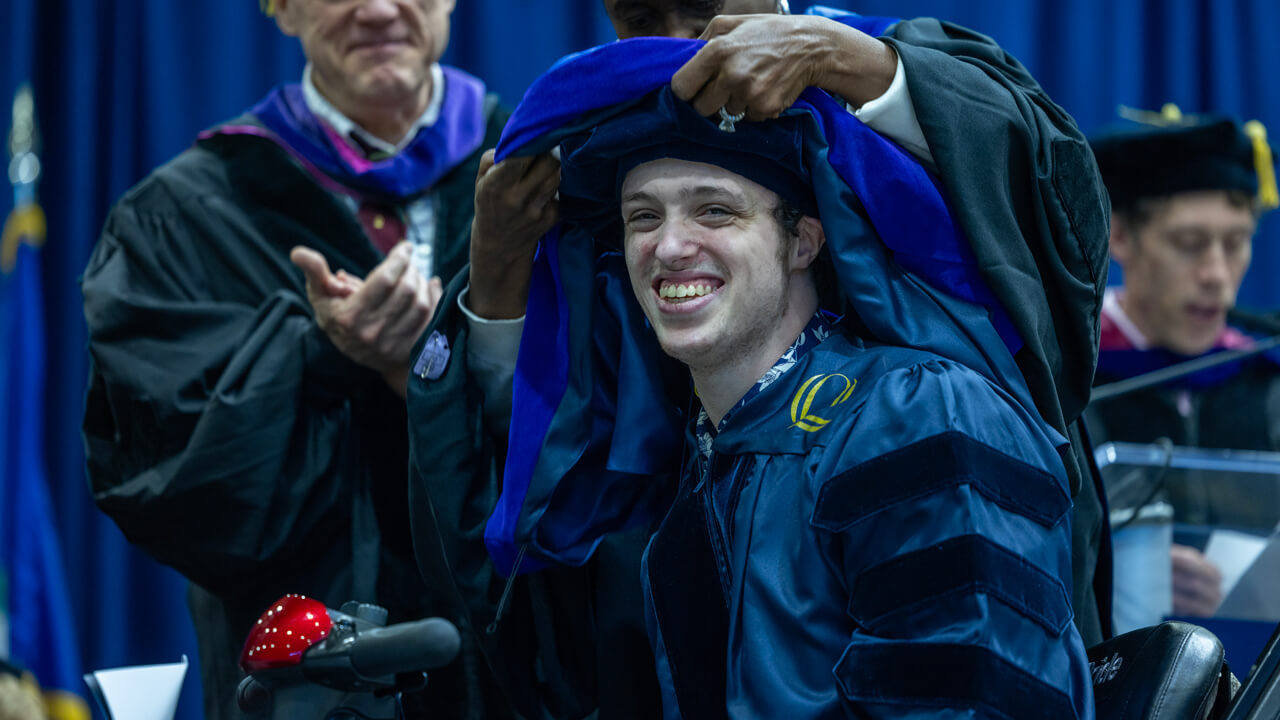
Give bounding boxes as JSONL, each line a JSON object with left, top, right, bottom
{"left": 2, "top": 2, "right": 1277, "bottom": 719}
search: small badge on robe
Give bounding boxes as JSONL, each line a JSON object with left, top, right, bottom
{"left": 413, "top": 331, "right": 450, "bottom": 380}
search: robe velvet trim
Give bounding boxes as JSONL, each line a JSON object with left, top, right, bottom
{"left": 644, "top": 477, "right": 730, "bottom": 720}
{"left": 850, "top": 533, "right": 1073, "bottom": 636}
{"left": 812, "top": 429, "right": 1072, "bottom": 532}
{"left": 228, "top": 66, "right": 488, "bottom": 202}
{"left": 835, "top": 642, "right": 1077, "bottom": 718}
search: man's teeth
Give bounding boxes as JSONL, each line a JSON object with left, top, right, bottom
{"left": 659, "top": 283, "right": 715, "bottom": 299}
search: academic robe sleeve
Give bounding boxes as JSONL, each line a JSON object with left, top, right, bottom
{"left": 802, "top": 362, "right": 1093, "bottom": 718}
{"left": 81, "top": 154, "right": 379, "bottom": 597}
{"left": 406, "top": 272, "right": 504, "bottom": 615}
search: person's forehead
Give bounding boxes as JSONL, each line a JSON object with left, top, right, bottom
{"left": 720, "top": 0, "right": 777, "bottom": 13}
{"left": 287, "top": 0, "right": 452, "bottom": 12}
{"left": 604, "top": 0, "right": 721, "bottom": 12}
{"left": 1149, "top": 191, "right": 1258, "bottom": 230}
{"left": 621, "top": 158, "right": 773, "bottom": 200}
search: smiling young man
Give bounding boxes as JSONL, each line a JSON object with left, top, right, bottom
{"left": 80, "top": 1, "right": 522, "bottom": 718}
{"left": 1085, "top": 109, "right": 1278, "bottom": 623}
{"left": 611, "top": 131, "right": 1092, "bottom": 720}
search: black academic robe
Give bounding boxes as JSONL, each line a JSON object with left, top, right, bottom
{"left": 82, "top": 101, "right": 512, "bottom": 720}
{"left": 404, "top": 15, "right": 1112, "bottom": 720}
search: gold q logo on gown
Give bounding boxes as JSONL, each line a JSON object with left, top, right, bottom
{"left": 790, "top": 373, "right": 857, "bottom": 432}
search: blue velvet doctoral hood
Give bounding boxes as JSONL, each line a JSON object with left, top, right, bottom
{"left": 485, "top": 29, "right": 1047, "bottom": 576}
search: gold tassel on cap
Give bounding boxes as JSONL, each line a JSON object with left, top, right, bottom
{"left": 260, "top": 0, "right": 276, "bottom": 16}
{"left": 1117, "top": 102, "right": 1188, "bottom": 127}
{"left": 1244, "top": 120, "right": 1279, "bottom": 211}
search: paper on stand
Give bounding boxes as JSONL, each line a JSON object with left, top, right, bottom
{"left": 1204, "top": 529, "right": 1270, "bottom": 598}
{"left": 1216, "top": 530, "right": 1280, "bottom": 622}
{"left": 83, "top": 655, "right": 188, "bottom": 720}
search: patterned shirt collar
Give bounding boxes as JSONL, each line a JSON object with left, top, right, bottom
{"left": 301, "top": 62, "right": 445, "bottom": 158}
{"left": 695, "top": 311, "right": 837, "bottom": 459}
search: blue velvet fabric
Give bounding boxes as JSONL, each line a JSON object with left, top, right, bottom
{"left": 250, "top": 66, "right": 488, "bottom": 201}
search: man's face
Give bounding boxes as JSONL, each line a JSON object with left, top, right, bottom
{"left": 621, "top": 158, "right": 800, "bottom": 372}
{"left": 1112, "top": 191, "right": 1257, "bottom": 355}
{"left": 602, "top": 0, "right": 776, "bottom": 39}
{"left": 275, "top": 0, "right": 453, "bottom": 112}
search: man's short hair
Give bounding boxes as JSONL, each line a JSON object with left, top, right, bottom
{"left": 772, "top": 196, "right": 804, "bottom": 238}
{"left": 770, "top": 196, "right": 843, "bottom": 312}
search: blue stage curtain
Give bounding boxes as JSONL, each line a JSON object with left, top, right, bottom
{"left": 11, "top": 3, "right": 304, "bottom": 718}
{"left": 4, "top": 3, "right": 1278, "bottom": 720}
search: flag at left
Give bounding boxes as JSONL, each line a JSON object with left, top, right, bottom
{"left": 0, "top": 83, "right": 91, "bottom": 720}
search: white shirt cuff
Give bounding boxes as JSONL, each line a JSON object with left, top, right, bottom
{"left": 852, "top": 53, "right": 935, "bottom": 168}
{"left": 458, "top": 286, "right": 523, "bottom": 434}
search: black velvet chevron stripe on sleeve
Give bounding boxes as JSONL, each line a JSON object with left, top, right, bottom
{"left": 811, "top": 430, "right": 1071, "bottom": 532}
{"left": 834, "top": 641, "right": 1077, "bottom": 719}
{"left": 848, "top": 533, "right": 1073, "bottom": 636}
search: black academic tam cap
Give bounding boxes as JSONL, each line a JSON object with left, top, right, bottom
{"left": 1089, "top": 104, "right": 1278, "bottom": 211}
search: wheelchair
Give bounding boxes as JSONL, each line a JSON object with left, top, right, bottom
{"left": 235, "top": 596, "right": 1279, "bottom": 719}
{"left": 1088, "top": 619, "right": 1280, "bottom": 719}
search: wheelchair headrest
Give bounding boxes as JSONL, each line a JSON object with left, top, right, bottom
{"left": 1089, "top": 621, "right": 1234, "bottom": 720}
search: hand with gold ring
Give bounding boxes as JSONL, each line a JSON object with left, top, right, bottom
{"left": 672, "top": 14, "right": 897, "bottom": 122}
